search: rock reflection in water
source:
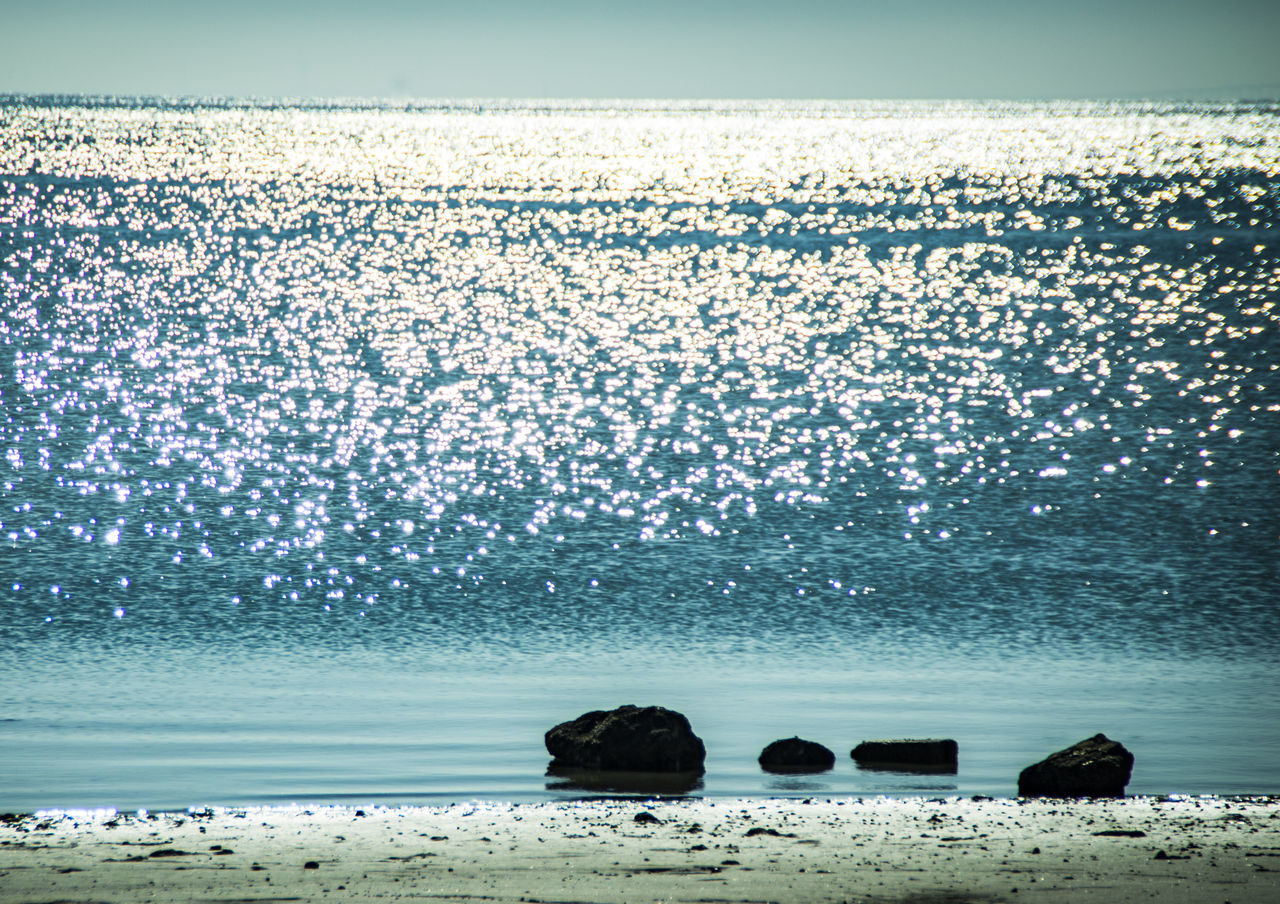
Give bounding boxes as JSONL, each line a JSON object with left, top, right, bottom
{"left": 854, "top": 761, "right": 960, "bottom": 775}
{"left": 545, "top": 766, "right": 704, "bottom": 797}
{"left": 763, "top": 775, "right": 833, "bottom": 794}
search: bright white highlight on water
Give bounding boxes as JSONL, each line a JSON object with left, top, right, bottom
{"left": 0, "top": 100, "right": 1275, "bottom": 769}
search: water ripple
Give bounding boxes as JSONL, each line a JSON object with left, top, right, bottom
{"left": 2, "top": 99, "right": 1278, "bottom": 660}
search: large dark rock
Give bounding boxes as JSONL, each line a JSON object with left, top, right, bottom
{"left": 1017, "top": 733, "right": 1134, "bottom": 797}
{"left": 545, "top": 705, "right": 706, "bottom": 773}
{"left": 851, "top": 739, "right": 958, "bottom": 767}
{"left": 758, "top": 737, "right": 835, "bottom": 772}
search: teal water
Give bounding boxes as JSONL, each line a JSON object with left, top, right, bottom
{"left": 1, "top": 98, "right": 1278, "bottom": 812}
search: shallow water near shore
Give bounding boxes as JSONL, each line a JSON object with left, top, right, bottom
{"left": 7, "top": 645, "right": 1278, "bottom": 812}
{"left": 1, "top": 97, "right": 1278, "bottom": 812}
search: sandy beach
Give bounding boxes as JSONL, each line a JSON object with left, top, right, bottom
{"left": 2, "top": 796, "right": 1276, "bottom": 903}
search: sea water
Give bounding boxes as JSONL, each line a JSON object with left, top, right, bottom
{"left": 1, "top": 98, "right": 1278, "bottom": 812}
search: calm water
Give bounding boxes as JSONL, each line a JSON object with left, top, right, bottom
{"left": 1, "top": 98, "right": 1278, "bottom": 812}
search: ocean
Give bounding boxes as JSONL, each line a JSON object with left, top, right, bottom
{"left": 1, "top": 97, "right": 1277, "bottom": 812}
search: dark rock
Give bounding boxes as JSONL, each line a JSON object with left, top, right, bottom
{"left": 745, "top": 826, "right": 794, "bottom": 837}
{"left": 303, "top": 860, "right": 320, "bottom": 869}
{"left": 758, "top": 737, "right": 835, "bottom": 772}
{"left": 1017, "top": 733, "right": 1134, "bottom": 797}
{"left": 851, "top": 739, "right": 959, "bottom": 768}
{"left": 634, "top": 811, "right": 661, "bottom": 824}
{"left": 545, "top": 705, "right": 706, "bottom": 773}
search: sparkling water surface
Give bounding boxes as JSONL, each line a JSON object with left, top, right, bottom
{"left": 1, "top": 98, "right": 1278, "bottom": 811}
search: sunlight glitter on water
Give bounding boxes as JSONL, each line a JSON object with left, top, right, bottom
{"left": 0, "top": 99, "right": 1277, "bottom": 663}
{"left": 4, "top": 96, "right": 1280, "bottom": 805}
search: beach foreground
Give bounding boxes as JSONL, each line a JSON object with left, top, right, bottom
{"left": 2, "top": 796, "right": 1277, "bottom": 903}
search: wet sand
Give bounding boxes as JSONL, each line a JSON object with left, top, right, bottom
{"left": 2, "top": 795, "right": 1277, "bottom": 903}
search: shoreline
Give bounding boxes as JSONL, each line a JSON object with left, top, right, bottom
{"left": 3, "top": 795, "right": 1277, "bottom": 903}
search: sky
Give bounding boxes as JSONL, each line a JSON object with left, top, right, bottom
{"left": 2, "top": 0, "right": 1279, "bottom": 100}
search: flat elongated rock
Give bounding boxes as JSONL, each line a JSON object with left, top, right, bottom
{"left": 851, "top": 739, "right": 958, "bottom": 766}
{"left": 1017, "top": 733, "right": 1134, "bottom": 797}
{"left": 759, "top": 737, "right": 836, "bottom": 772}
{"left": 545, "top": 705, "right": 706, "bottom": 772}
